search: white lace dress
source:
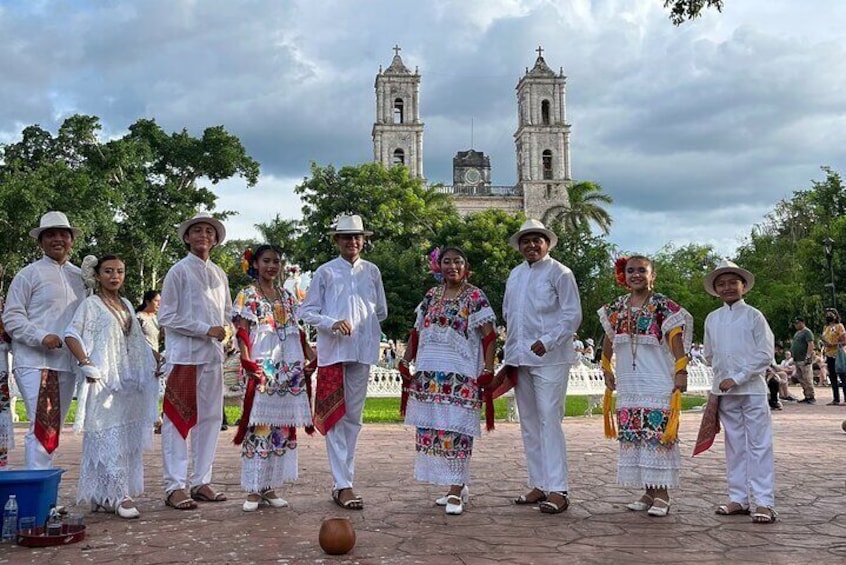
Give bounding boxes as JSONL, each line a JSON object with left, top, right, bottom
{"left": 65, "top": 296, "right": 158, "bottom": 506}
{"left": 404, "top": 284, "right": 496, "bottom": 486}
{"left": 0, "top": 340, "right": 12, "bottom": 470}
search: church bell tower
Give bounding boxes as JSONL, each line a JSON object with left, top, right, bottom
{"left": 372, "top": 45, "right": 424, "bottom": 179}
{"left": 514, "top": 46, "right": 571, "bottom": 221}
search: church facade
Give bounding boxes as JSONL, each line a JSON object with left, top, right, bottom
{"left": 371, "top": 46, "right": 572, "bottom": 221}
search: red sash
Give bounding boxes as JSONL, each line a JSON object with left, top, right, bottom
{"left": 692, "top": 393, "right": 721, "bottom": 456}
{"left": 313, "top": 363, "right": 345, "bottom": 435}
{"left": 34, "top": 369, "right": 61, "bottom": 454}
{"left": 162, "top": 365, "right": 198, "bottom": 439}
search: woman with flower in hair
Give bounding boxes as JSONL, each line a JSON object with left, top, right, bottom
{"left": 399, "top": 246, "right": 497, "bottom": 516}
{"left": 64, "top": 255, "right": 158, "bottom": 518}
{"left": 597, "top": 255, "right": 692, "bottom": 517}
{"left": 232, "top": 245, "right": 313, "bottom": 512}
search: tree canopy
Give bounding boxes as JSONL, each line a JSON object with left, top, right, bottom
{"left": 664, "top": 0, "right": 724, "bottom": 25}
{"left": 0, "top": 114, "right": 260, "bottom": 300}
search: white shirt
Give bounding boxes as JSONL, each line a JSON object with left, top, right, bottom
{"left": 159, "top": 253, "right": 232, "bottom": 365}
{"left": 502, "top": 254, "right": 582, "bottom": 367}
{"left": 3, "top": 256, "right": 85, "bottom": 371}
{"left": 300, "top": 256, "right": 387, "bottom": 366}
{"left": 704, "top": 299, "right": 774, "bottom": 396}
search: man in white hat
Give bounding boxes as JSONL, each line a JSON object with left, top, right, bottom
{"left": 158, "top": 211, "right": 233, "bottom": 510}
{"left": 300, "top": 214, "right": 387, "bottom": 510}
{"left": 702, "top": 259, "right": 778, "bottom": 523}
{"left": 3, "top": 211, "right": 86, "bottom": 468}
{"left": 502, "top": 219, "right": 582, "bottom": 514}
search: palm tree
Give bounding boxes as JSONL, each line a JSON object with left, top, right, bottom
{"left": 542, "top": 180, "right": 613, "bottom": 234}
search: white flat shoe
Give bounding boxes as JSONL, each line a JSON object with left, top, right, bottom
{"left": 445, "top": 495, "right": 464, "bottom": 515}
{"left": 435, "top": 485, "right": 469, "bottom": 507}
{"left": 647, "top": 498, "right": 670, "bottom": 517}
{"left": 261, "top": 492, "right": 289, "bottom": 508}
{"left": 116, "top": 499, "right": 140, "bottom": 519}
{"left": 626, "top": 494, "right": 654, "bottom": 511}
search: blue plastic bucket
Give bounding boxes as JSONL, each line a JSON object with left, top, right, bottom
{"left": 0, "top": 469, "right": 64, "bottom": 526}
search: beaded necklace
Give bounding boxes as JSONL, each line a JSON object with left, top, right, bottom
{"left": 626, "top": 291, "right": 652, "bottom": 370}
{"left": 99, "top": 293, "right": 132, "bottom": 336}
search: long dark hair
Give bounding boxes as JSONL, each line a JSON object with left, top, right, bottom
{"left": 136, "top": 289, "right": 160, "bottom": 313}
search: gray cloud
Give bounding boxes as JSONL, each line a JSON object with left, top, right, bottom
{"left": 1, "top": 0, "right": 844, "bottom": 257}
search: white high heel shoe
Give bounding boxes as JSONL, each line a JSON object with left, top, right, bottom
{"left": 261, "top": 491, "right": 289, "bottom": 508}
{"left": 116, "top": 498, "right": 140, "bottom": 519}
{"left": 435, "top": 485, "right": 469, "bottom": 507}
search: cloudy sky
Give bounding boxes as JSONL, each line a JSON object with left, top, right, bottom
{"left": 3, "top": 0, "right": 846, "bottom": 257}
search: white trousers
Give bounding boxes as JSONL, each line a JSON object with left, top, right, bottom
{"left": 514, "top": 364, "right": 570, "bottom": 493}
{"left": 14, "top": 368, "right": 76, "bottom": 469}
{"left": 325, "top": 362, "right": 370, "bottom": 491}
{"left": 162, "top": 362, "right": 223, "bottom": 493}
{"left": 719, "top": 394, "right": 775, "bottom": 508}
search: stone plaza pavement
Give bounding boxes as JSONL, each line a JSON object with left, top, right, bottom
{"left": 3, "top": 388, "right": 846, "bottom": 564}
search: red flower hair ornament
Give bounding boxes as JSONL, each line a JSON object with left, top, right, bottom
{"left": 614, "top": 256, "right": 630, "bottom": 289}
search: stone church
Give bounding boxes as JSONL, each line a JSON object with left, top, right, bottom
{"left": 372, "top": 46, "right": 572, "bottom": 221}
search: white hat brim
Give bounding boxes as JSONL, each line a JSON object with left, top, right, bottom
{"left": 704, "top": 267, "right": 755, "bottom": 297}
{"left": 330, "top": 229, "right": 373, "bottom": 236}
{"left": 29, "top": 226, "right": 83, "bottom": 240}
{"left": 508, "top": 228, "right": 558, "bottom": 251}
{"left": 178, "top": 216, "right": 227, "bottom": 244}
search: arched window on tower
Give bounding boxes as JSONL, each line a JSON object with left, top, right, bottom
{"left": 542, "top": 150, "right": 553, "bottom": 180}
{"left": 541, "top": 99, "right": 551, "bottom": 125}
{"left": 393, "top": 148, "right": 405, "bottom": 166}
{"left": 393, "top": 98, "right": 404, "bottom": 124}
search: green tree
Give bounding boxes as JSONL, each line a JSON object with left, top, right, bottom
{"left": 664, "top": 0, "right": 724, "bottom": 25}
{"left": 542, "top": 181, "right": 613, "bottom": 235}
{"left": 0, "top": 114, "right": 260, "bottom": 301}
{"left": 292, "top": 162, "right": 458, "bottom": 337}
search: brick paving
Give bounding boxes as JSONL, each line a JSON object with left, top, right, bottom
{"left": 2, "top": 387, "right": 846, "bottom": 564}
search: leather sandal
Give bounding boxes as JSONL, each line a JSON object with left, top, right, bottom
{"left": 539, "top": 491, "right": 569, "bottom": 514}
{"left": 751, "top": 506, "right": 778, "bottom": 524}
{"left": 190, "top": 484, "right": 227, "bottom": 502}
{"left": 715, "top": 502, "right": 750, "bottom": 515}
{"left": 514, "top": 487, "right": 547, "bottom": 505}
{"left": 332, "top": 488, "right": 364, "bottom": 510}
{"left": 165, "top": 489, "right": 198, "bottom": 510}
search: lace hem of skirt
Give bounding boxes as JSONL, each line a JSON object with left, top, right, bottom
{"left": 414, "top": 452, "right": 471, "bottom": 486}
{"left": 241, "top": 451, "right": 298, "bottom": 492}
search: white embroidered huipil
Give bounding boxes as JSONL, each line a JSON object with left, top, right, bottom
{"left": 65, "top": 296, "right": 158, "bottom": 506}
{"left": 300, "top": 257, "right": 388, "bottom": 366}
{"left": 502, "top": 255, "right": 582, "bottom": 366}
{"left": 3, "top": 256, "right": 85, "bottom": 371}
{"left": 704, "top": 299, "right": 776, "bottom": 509}
{"left": 704, "top": 300, "right": 774, "bottom": 396}
{"left": 159, "top": 254, "right": 233, "bottom": 365}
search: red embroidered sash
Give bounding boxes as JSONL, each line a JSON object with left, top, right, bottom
{"left": 692, "top": 393, "right": 721, "bottom": 456}
{"left": 34, "top": 369, "right": 61, "bottom": 454}
{"left": 162, "top": 365, "right": 198, "bottom": 439}
{"left": 313, "top": 363, "right": 345, "bottom": 435}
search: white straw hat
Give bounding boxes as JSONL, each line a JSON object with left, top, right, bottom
{"left": 329, "top": 214, "right": 373, "bottom": 236}
{"left": 29, "top": 211, "right": 83, "bottom": 239}
{"left": 508, "top": 219, "right": 558, "bottom": 250}
{"left": 178, "top": 211, "right": 226, "bottom": 244}
{"left": 703, "top": 259, "right": 755, "bottom": 297}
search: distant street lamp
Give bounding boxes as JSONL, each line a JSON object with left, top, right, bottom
{"left": 824, "top": 236, "right": 837, "bottom": 310}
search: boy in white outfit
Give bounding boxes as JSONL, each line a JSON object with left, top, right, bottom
{"left": 703, "top": 259, "right": 777, "bottom": 524}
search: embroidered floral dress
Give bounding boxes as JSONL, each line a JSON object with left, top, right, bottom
{"left": 233, "top": 285, "right": 312, "bottom": 493}
{"left": 598, "top": 293, "right": 693, "bottom": 488}
{"left": 65, "top": 296, "right": 158, "bottom": 506}
{"left": 404, "top": 284, "right": 496, "bottom": 485}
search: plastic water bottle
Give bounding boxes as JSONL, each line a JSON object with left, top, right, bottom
{"left": 1, "top": 495, "right": 18, "bottom": 543}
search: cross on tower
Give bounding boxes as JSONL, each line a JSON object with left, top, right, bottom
{"left": 536, "top": 45, "right": 544, "bottom": 58}
{"left": 393, "top": 44, "right": 402, "bottom": 56}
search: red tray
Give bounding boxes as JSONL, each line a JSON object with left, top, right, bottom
{"left": 16, "top": 525, "right": 86, "bottom": 547}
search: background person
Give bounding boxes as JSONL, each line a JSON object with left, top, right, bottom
{"left": 821, "top": 308, "right": 846, "bottom": 405}
{"left": 790, "top": 317, "right": 816, "bottom": 404}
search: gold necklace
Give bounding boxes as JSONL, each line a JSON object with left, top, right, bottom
{"left": 442, "top": 281, "right": 466, "bottom": 301}
{"left": 627, "top": 291, "right": 652, "bottom": 370}
{"left": 100, "top": 293, "right": 132, "bottom": 336}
